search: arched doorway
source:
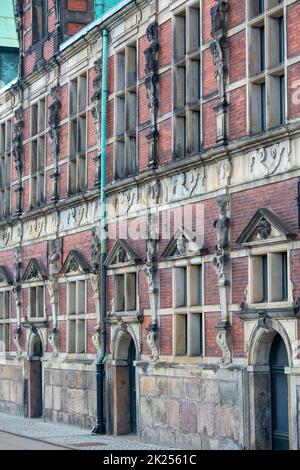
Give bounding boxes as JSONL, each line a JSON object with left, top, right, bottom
{"left": 113, "top": 329, "right": 137, "bottom": 435}
{"left": 28, "top": 332, "right": 43, "bottom": 418}
{"left": 247, "top": 321, "right": 291, "bottom": 450}
{"left": 269, "top": 334, "right": 289, "bottom": 450}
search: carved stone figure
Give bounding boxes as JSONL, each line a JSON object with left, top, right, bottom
{"left": 213, "top": 197, "right": 232, "bottom": 365}
{"left": 47, "top": 278, "right": 59, "bottom": 304}
{"left": 213, "top": 196, "right": 230, "bottom": 250}
{"left": 13, "top": 325, "right": 22, "bottom": 357}
{"left": 144, "top": 22, "right": 160, "bottom": 168}
{"left": 91, "top": 58, "right": 102, "bottom": 153}
{"left": 146, "top": 322, "right": 159, "bottom": 363}
{"left": 12, "top": 108, "right": 24, "bottom": 215}
{"left": 209, "top": 1, "right": 228, "bottom": 143}
{"left": 216, "top": 321, "right": 231, "bottom": 365}
{"left": 211, "top": 0, "right": 228, "bottom": 37}
{"left": 116, "top": 247, "right": 127, "bottom": 264}
{"left": 144, "top": 214, "right": 159, "bottom": 361}
{"left": 257, "top": 218, "right": 272, "bottom": 240}
{"left": 49, "top": 239, "right": 60, "bottom": 277}
{"left": 91, "top": 227, "right": 101, "bottom": 273}
{"left": 48, "top": 86, "right": 61, "bottom": 158}
{"left": 48, "top": 326, "right": 59, "bottom": 358}
{"left": 176, "top": 234, "right": 187, "bottom": 256}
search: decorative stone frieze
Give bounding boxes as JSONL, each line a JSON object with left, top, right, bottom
{"left": 249, "top": 140, "right": 291, "bottom": 179}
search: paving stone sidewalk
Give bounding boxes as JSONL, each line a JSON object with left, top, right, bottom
{"left": 0, "top": 413, "right": 178, "bottom": 450}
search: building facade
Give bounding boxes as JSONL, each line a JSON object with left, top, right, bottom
{"left": 0, "top": 0, "right": 300, "bottom": 450}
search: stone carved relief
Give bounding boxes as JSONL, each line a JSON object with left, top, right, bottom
{"left": 250, "top": 140, "right": 291, "bottom": 179}
{"left": 67, "top": 205, "right": 87, "bottom": 227}
{"left": 213, "top": 196, "right": 232, "bottom": 365}
{"left": 118, "top": 188, "right": 138, "bottom": 215}
{"left": 172, "top": 167, "right": 205, "bottom": 201}
{"left": 217, "top": 159, "right": 232, "bottom": 187}
{"left": 148, "top": 179, "right": 160, "bottom": 206}
{"left": 144, "top": 22, "right": 160, "bottom": 168}
{"left": 29, "top": 217, "right": 45, "bottom": 238}
{"left": 257, "top": 218, "right": 271, "bottom": 240}
{"left": 12, "top": 107, "right": 24, "bottom": 215}
{"left": 0, "top": 227, "right": 12, "bottom": 246}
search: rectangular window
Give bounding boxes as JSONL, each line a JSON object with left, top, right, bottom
{"left": 114, "top": 45, "right": 137, "bottom": 180}
{"left": 173, "top": 264, "right": 203, "bottom": 356}
{"left": 279, "top": 16, "right": 285, "bottom": 63}
{"left": 29, "top": 286, "right": 44, "bottom": 318}
{"left": 114, "top": 273, "right": 137, "bottom": 312}
{"left": 262, "top": 254, "right": 268, "bottom": 302}
{"left": 67, "top": 280, "right": 86, "bottom": 353}
{"left": 261, "top": 83, "right": 266, "bottom": 131}
{"left": 173, "top": 7, "right": 201, "bottom": 159}
{"left": 251, "top": 251, "right": 289, "bottom": 303}
{"left": 249, "top": 1, "right": 286, "bottom": 134}
{"left": 0, "top": 291, "right": 10, "bottom": 352}
{"left": 280, "top": 75, "right": 285, "bottom": 125}
{"left": 32, "top": 0, "right": 46, "bottom": 44}
{"left": 30, "top": 100, "right": 46, "bottom": 209}
{"left": 0, "top": 120, "right": 12, "bottom": 219}
{"left": 260, "top": 26, "right": 265, "bottom": 71}
{"left": 69, "top": 75, "right": 88, "bottom": 194}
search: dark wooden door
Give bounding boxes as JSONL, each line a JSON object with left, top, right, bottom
{"left": 29, "top": 359, "right": 42, "bottom": 418}
{"left": 269, "top": 334, "right": 289, "bottom": 450}
{"left": 128, "top": 340, "right": 136, "bottom": 433}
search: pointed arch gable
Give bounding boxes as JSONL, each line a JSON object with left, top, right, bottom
{"left": 104, "top": 240, "right": 141, "bottom": 268}
{"left": 236, "top": 208, "right": 295, "bottom": 246}
{"left": 0, "top": 266, "right": 13, "bottom": 286}
{"left": 162, "top": 227, "right": 206, "bottom": 259}
{"left": 60, "top": 250, "right": 90, "bottom": 275}
{"left": 22, "top": 259, "right": 47, "bottom": 282}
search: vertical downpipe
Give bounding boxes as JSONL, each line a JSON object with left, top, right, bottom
{"left": 92, "top": 27, "right": 108, "bottom": 434}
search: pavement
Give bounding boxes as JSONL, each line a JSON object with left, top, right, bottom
{"left": 0, "top": 413, "right": 176, "bottom": 450}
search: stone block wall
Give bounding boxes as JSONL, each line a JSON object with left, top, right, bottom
{"left": 0, "top": 363, "right": 23, "bottom": 416}
{"left": 43, "top": 364, "right": 96, "bottom": 428}
{"left": 137, "top": 365, "right": 244, "bottom": 450}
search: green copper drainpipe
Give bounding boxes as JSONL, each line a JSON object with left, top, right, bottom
{"left": 92, "top": 27, "right": 108, "bottom": 434}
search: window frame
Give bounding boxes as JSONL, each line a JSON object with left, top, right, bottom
{"left": 249, "top": 246, "right": 290, "bottom": 305}
{"left": 68, "top": 73, "right": 88, "bottom": 195}
{"left": 114, "top": 43, "right": 137, "bottom": 180}
{"left": 172, "top": 258, "right": 204, "bottom": 357}
{"left": 172, "top": 4, "right": 201, "bottom": 160}
{"left": 247, "top": 0, "right": 287, "bottom": 134}
{"left": 66, "top": 276, "right": 88, "bottom": 354}
{"left": 30, "top": 98, "right": 46, "bottom": 209}
{"left": 0, "top": 289, "right": 11, "bottom": 353}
